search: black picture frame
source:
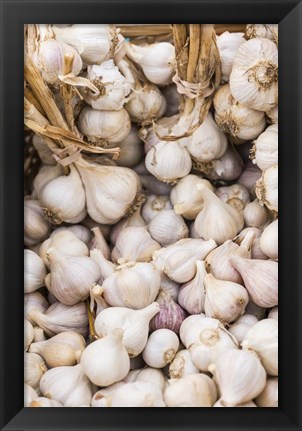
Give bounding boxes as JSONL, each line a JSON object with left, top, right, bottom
{"left": 0, "top": 0, "right": 301, "bottom": 430}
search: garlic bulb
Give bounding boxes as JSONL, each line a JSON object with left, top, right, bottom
{"left": 24, "top": 319, "right": 35, "bottom": 351}
{"left": 110, "top": 206, "right": 146, "bottom": 244}
{"left": 53, "top": 24, "right": 119, "bottom": 65}
{"left": 243, "top": 199, "right": 269, "bottom": 228}
{"left": 88, "top": 227, "right": 110, "bottom": 259}
{"left": 33, "top": 164, "right": 64, "bottom": 197}
{"left": 24, "top": 199, "right": 51, "bottom": 246}
{"left": 153, "top": 238, "right": 217, "bottom": 283}
{"left": 179, "top": 314, "right": 206, "bottom": 347}
{"left": 150, "top": 290, "right": 186, "bottom": 333}
{"left": 24, "top": 250, "right": 46, "bottom": 293}
{"left": 216, "top": 184, "right": 250, "bottom": 212}
{"left": 216, "top": 32, "right": 245, "bottom": 82}
{"left": 28, "top": 301, "right": 88, "bottom": 337}
{"left": 24, "top": 383, "right": 38, "bottom": 407}
{"left": 238, "top": 161, "right": 262, "bottom": 193}
{"left": 169, "top": 349, "right": 199, "bottom": 379}
{"left": 268, "top": 306, "right": 278, "bottom": 320}
{"left": 47, "top": 247, "right": 102, "bottom": 305}
{"left": 40, "top": 364, "right": 92, "bottom": 406}
{"left": 145, "top": 140, "right": 192, "bottom": 184}
{"left": 183, "top": 113, "right": 228, "bottom": 163}
{"left": 209, "top": 349, "right": 266, "bottom": 405}
{"left": 81, "top": 329, "right": 130, "bottom": 386}
{"left": 246, "top": 24, "right": 278, "bottom": 43}
{"left": 214, "top": 399, "right": 256, "bottom": 407}
{"left": 126, "top": 84, "right": 166, "bottom": 123}
{"left": 124, "top": 367, "right": 165, "bottom": 391}
{"left": 228, "top": 314, "right": 258, "bottom": 344}
{"left": 230, "top": 256, "right": 278, "bottom": 308}
{"left": 30, "top": 397, "right": 63, "bottom": 407}
{"left": 171, "top": 175, "right": 213, "bottom": 220}
{"left": 84, "top": 60, "right": 132, "bottom": 110}
{"left": 25, "top": 291, "right": 49, "bottom": 324}
{"left": 252, "top": 124, "right": 278, "bottom": 171}
{"left": 127, "top": 42, "right": 175, "bottom": 85}
{"left": 39, "top": 165, "right": 86, "bottom": 225}
{"left": 260, "top": 219, "right": 278, "bottom": 259}
{"left": 164, "top": 374, "right": 217, "bottom": 407}
{"left": 75, "top": 157, "right": 141, "bottom": 224}
{"left": 90, "top": 249, "right": 116, "bottom": 284}
{"left": 214, "top": 84, "right": 266, "bottom": 140}
{"left": 142, "top": 195, "right": 172, "bottom": 223}
{"left": 255, "top": 377, "right": 278, "bottom": 407}
{"left": 266, "top": 105, "right": 278, "bottom": 124}
{"left": 194, "top": 183, "right": 244, "bottom": 245}
{"left": 102, "top": 262, "right": 161, "bottom": 309}
{"left": 111, "top": 227, "right": 160, "bottom": 264}
{"left": 142, "top": 329, "right": 179, "bottom": 368}
{"left": 160, "top": 273, "right": 180, "bottom": 302}
{"left": 255, "top": 164, "right": 278, "bottom": 212}
{"left": 25, "top": 352, "right": 48, "bottom": 389}
{"left": 78, "top": 106, "right": 131, "bottom": 144}
{"left": 95, "top": 302, "right": 160, "bottom": 357}
{"left": 148, "top": 210, "right": 188, "bottom": 246}
{"left": 230, "top": 38, "right": 278, "bottom": 112}
{"left": 178, "top": 261, "right": 207, "bottom": 314}
{"left": 242, "top": 318, "right": 278, "bottom": 376}
{"left": 62, "top": 224, "right": 91, "bottom": 244}
{"left": 115, "top": 125, "right": 144, "bottom": 168}
{"left": 29, "top": 331, "right": 86, "bottom": 368}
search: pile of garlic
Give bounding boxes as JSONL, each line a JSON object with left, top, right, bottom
{"left": 24, "top": 23, "right": 278, "bottom": 408}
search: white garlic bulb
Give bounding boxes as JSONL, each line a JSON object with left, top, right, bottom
{"left": 24, "top": 383, "right": 38, "bottom": 407}
{"left": 169, "top": 349, "right": 199, "bottom": 379}
{"left": 33, "top": 164, "right": 64, "bottom": 197}
{"left": 252, "top": 124, "right": 278, "bottom": 171}
{"left": 179, "top": 314, "right": 206, "bottom": 346}
{"left": 268, "top": 306, "right": 278, "bottom": 320}
{"left": 228, "top": 314, "right": 258, "bottom": 344}
{"left": 238, "top": 161, "right": 262, "bottom": 193}
{"left": 75, "top": 157, "right": 141, "bottom": 224}
{"left": 40, "top": 364, "right": 92, "bottom": 406}
{"left": 214, "top": 84, "right": 266, "bottom": 140}
{"left": 111, "top": 226, "right": 160, "bottom": 264}
{"left": 126, "top": 84, "right": 167, "bottom": 123}
{"left": 25, "top": 352, "right": 48, "bottom": 389}
{"left": 215, "top": 184, "right": 250, "bottom": 212}
{"left": 255, "top": 377, "right": 278, "bottom": 407}
{"left": 230, "top": 38, "right": 278, "bottom": 111}
{"left": 148, "top": 210, "right": 189, "bottom": 246}
{"left": 62, "top": 224, "right": 91, "bottom": 244}
{"left": 84, "top": 60, "right": 132, "bottom": 110}
{"left": 102, "top": 262, "right": 161, "bottom": 309}
{"left": 164, "top": 374, "right": 217, "bottom": 407}
{"left": 127, "top": 42, "right": 175, "bottom": 86}
{"left": 142, "top": 329, "right": 179, "bottom": 368}
{"left": 194, "top": 183, "right": 244, "bottom": 245}
{"left": 242, "top": 318, "right": 278, "bottom": 376}
{"left": 124, "top": 367, "right": 165, "bottom": 391}
{"left": 24, "top": 199, "right": 51, "bottom": 246}
{"left": 160, "top": 273, "right": 180, "bottom": 302}
{"left": 30, "top": 397, "right": 63, "bottom": 407}
{"left": 24, "top": 319, "right": 35, "bottom": 351}
{"left": 255, "top": 164, "right": 278, "bottom": 212}
{"left": 243, "top": 199, "right": 269, "bottom": 228}
{"left": 142, "top": 195, "right": 172, "bottom": 223}
{"left": 115, "top": 125, "right": 144, "bottom": 168}
{"left": 214, "top": 399, "right": 257, "bottom": 407}
{"left": 25, "top": 291, "right": 49, "bottom": 325}
{"left": 95, "top": 302, "right": 160, "bottom": 357}
{"left": 24, "top": 250, "right": 46, "bottom": 294}
{"left": 39, "top": 165, "right": 86, "bottom": 225}
{"left": 260, "top": 219, "right": 278, "bottom": 260}
{"left": 209, "top": 349, "right": 266, "bottom": 405}
{"left": 29, "top": 331, "right": 86, "bottom": 368}
{"left": 152, "top": 238, "right": 217, "bottom": 283}
{"left": 246, "top": 24, "right": 278, "bottom": 43}
{"left": 216, "top": 32, "right": 245, "bottom": 82}
{"left": 178, "top": 261, "right": 207, "bottom": 314}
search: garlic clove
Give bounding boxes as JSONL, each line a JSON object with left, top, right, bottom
{"left": 24, "top": 250, "right": 47, "bottom": 294}
{"left": 88, "top": 227, "right": 110, "bottom": 260}
{"left": 24, "top": 199, "right": 52, "bottom": 246}
{"left": 25, "top": 291, "right": 49, "bottom": 325}
{"left": 25, "top": 352, "right": 48, "bottom": 390}
{"left": 142, "top": 329, "right": 180, "bottom": 369}
{"left": 142, "top": 194, "right": 172, "bottom": 223}
{"left": 243, "top": 199, "right": 269, "bottom": 228}
{"left": 178, "top": 261, "right": 207, "bottom": 315}
{"left": 90, "top": 249, "right": 116, "bottom": 284}
{"left": 255, "top": 377, "right": 278, "bottom": 407}
{"left": 148, "top": 210, "right": 189, "bottom": 247}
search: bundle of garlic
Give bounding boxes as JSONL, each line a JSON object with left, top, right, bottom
{"left": 24, "top": 22, "right": 278, "bottom": 408}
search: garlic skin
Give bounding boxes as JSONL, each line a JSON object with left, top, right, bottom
{"left": 266, "top": 105, "right": 278, "bottom": 124}
{"left": 102, "top": 262, "right": 161, "bottom": 309}
{"left": 47, "top": 247, "right": 102, "bottom": 305}
{"left": 246, "top": 24, "right": 278, "bottom": 43}
{"left": 24, "top": 199, "right": 51, "bottom": 246}
{"left": 230, "top": 38, "right": 278, "bottom": 112}
{"left": 242, "top": 318, "right": 278, "bottom": 376}
{"left": 28, "top": 301, "right": 88, "bottom": 337}
{"left": 33, "top": 165, "right": 64, "bottom": 197}
{"left": 255, "top": 377, "right": 278, "bottom": 407}
{"left": 84, "top": 60, "right": 132, "bottom": 110}
{"left": 29, "top": 331, "right": 86, "bottom": 368}
{"left": 178, "top": 261, "right": 207, "bottom": 314}
{"left": 126, "top": 84, "right": 167, "bottom": 123}
{"left": 164, "top": 374, "right": 217, "bottom": 407}
{"left": 150, "top": 290, "right": 186, "bottom": 333}
{"left": 153, "top": 238, "right": 217, "bottom": 284}
{"left": 228, "top": 314, "right": 258, "bottom": 344}
{"left": 142, "top": 329, "right": 179, "bottom": 368}
{"left": 124, "top": 367, "right": 165, "bottom": 392}
{"left": 115, "top": 125, "right": 144, "bottom": 168}
{"left": 179, "top": 314, "right": 206, "bottom": 347}
{"left": 216, "top": 32, "right": 245, "bottom": 82}
{"left": 183, "top": 113, "right": 228, "bottom": 163}
{"left": 260, "top": 219, "right": 278, "bottom": 260}
{"left": 112, "top": 227, "right": 160, "bottom": 264}
{"left": 39, "top": 165, "right": 86, "bottom": 225}
{"left": 142, "top": 195, "right": 172, "bottom": 223}
{"left": 32, "top": 135, "right": 57, "bottom": 166}
{"left": 255, "top": 164, "right": 278, "bottom": 212}
{"left": 40, "top": 364, "right": 92, "bottom": 406}
{"left": 63, "top": 224, "right": 91, "bottom": 245}
{"left": 24, "top": 383, "right": 38, "bottom": 407}
{"left": 243, "top": 199, "right": 269, "bottom": 228}
{"left": 30, "top": 397, "right": 63, "bottom": 407}
{"left": 194, "top": 183, "right": 244, "bottom": 245}
{"left": 169, "top": 349, "right": 199, "bottom": 379}
{"left": 110, "top": 207, "right": 146, "bottom": 245}
{"left": 88, "top": 227, "right": 110, "bottom": 259}
{"left": 127, "top": 42, "right": 175, "bottom": 86}
{"left": 148, "top": 210, "right": 189, "bottom": 247}
{"left": 75, "top": 158, "right": 140, "bottom": 224}
{"left": 90, "top": 249, "right": 116, "bottom": 284}
{"left": 252, "top": 124, "right": 278, "bottom": 171}
{"left": 24, "top": 319, "right": 35, "bottom": 351}
{"left": 268, "top": 306, "right": 278, "bottom": 320}
{"left": 95, "top": 303, "right": 160, "bottom": 357}
{"left": 24, "top": 250, "right": 46, "bottom": 294}
{"left": 81, "top": 329, "right": 130, "bottom": 386}
{"left": 145, "top": 140, "right": 192, "bottom": 184}
{"left": 214, "top": 84, "right": 266, "bottom": 141}
{"left": 25, "top": 352, "right": 48, "bottom": 389}
{"left": 25, "top": 292, "right": 49, "bottom": 324}
{"left": 209, "top": 349, "right": 266, "bottom": 405}
{"left": 215, "top": 184, "right": 250, "bottom": 212}
{"left": 160, "top": 273, "right": 180, "bottom": 302}
{"left": 238, "top": 161, "right": 262, "bottom": 194}
{"left": 214, "top": 399, "right": 256, "bottom": 407}
{"left": 171, "top": 175, "right": 214, "bottom": 220}
{"left": 230, "top": 256, "right": 278, "bottom": 308}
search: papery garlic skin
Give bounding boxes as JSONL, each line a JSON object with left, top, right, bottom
{"left": 24, "top": 319, "right": 35, "bottom": 351}
{"left": 260, "top": 219, "right": 278, "bottom": 260}
{"left": 24, "top": 199, "right": 52, "bottom": 246}
{"left": 246, "top": 24, "right": 278, "bottom": 43}
{"left": 178, "top": 261, "right": 207, "bottom": 314}
{"left": 255, "top": 377, "right": 278, "bottom": 407}
{"left": 24, "top": 383, "right": 38, "bottom": 407}
{"left": 24, "top": 352, "right": 48, "bottom": 389}
{"left": 230, "top": 38, "right": 278, "bottom": 112}
{"left": 24, "top": 250, "right": 46, "bottom": 294}
{"left": 216, "top": 32, "right": 245, "bottom": 82}
{"left": 169, "top": 349, "right": 199, "bottom": 379}
{"left": 252, "top": 124, "right": 278, "bottom": 171}
{"left": 255, "top": 164, "right": 278, "bottom": 212}
{"left": 142, "top": 195, "right": 172, "bottom": 223}
{"left": 148, "top": 210, "right": 189, "bottom": 246}
{"left": 33, "top": 164, "right": 64, "bottom": 197}
{"left": 126, "top": 84, "right": 167, "bottom": 123}
{"left": 228, "top": 314, "right": 258, "bottom": 344}
{"left": 142, "top": 329, "right": 179, "bottom": 368}
{"left": 243, "top": 199, "right": 268, "bottom": 228}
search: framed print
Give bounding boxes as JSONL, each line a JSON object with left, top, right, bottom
{"left": 1, "top": 0, "right": 302, "bottom": 430}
